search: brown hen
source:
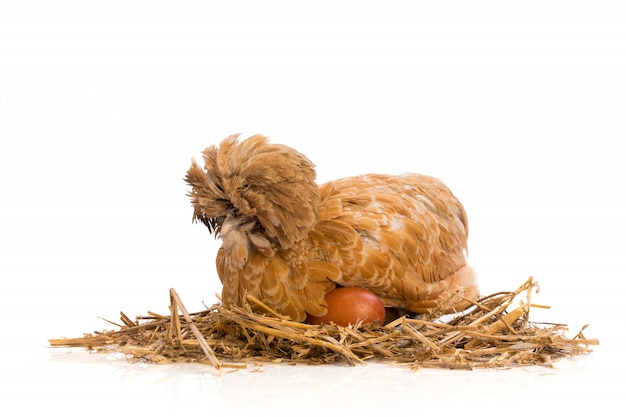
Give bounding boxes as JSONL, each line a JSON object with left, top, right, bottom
{"left": 185, "top": 134, "right": 479, "bottom": 322}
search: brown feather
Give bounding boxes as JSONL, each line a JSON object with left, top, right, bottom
{"left": 186, "top": 135, "right": 479, "bottom": 321}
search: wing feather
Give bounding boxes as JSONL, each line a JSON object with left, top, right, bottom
{"left": 316, "top": 173, "right": 474, "bottom": 313}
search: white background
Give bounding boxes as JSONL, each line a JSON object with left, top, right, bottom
{"left": 1, "top": 1, "right": 624, "bottom": 415}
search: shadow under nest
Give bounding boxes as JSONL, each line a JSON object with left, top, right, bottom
{"left": 49, "top": 277, "right": 597, "bottom": 373}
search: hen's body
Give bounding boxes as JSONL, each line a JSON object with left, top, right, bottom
{"left": 186, "top": 134, "right": 479, "bottom": 322}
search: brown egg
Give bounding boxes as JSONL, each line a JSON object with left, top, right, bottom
{"left": 306, "top": 287, "right": 386, "bottom": 326}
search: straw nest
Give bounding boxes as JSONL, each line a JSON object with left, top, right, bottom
{"left": 49, "top": 277, "right": 597, "bottom": 373}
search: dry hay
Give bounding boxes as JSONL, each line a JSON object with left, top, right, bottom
{"left": 49, "top": 277, "right": 598, "bottom": 373}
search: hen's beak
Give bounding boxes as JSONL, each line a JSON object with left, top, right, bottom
{"left": 220, "top": 215, "right": 240, "bottom": 236}
{"left": 220, "top": 215, "right": 254, "bottom": 236}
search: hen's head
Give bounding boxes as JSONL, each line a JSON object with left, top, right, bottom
{"left": 185, "top": 134, "right": 320, "bottom": 250}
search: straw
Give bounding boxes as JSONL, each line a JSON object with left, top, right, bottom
{"left": 49, "top": 277, "right": 598, "bottom": 371}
